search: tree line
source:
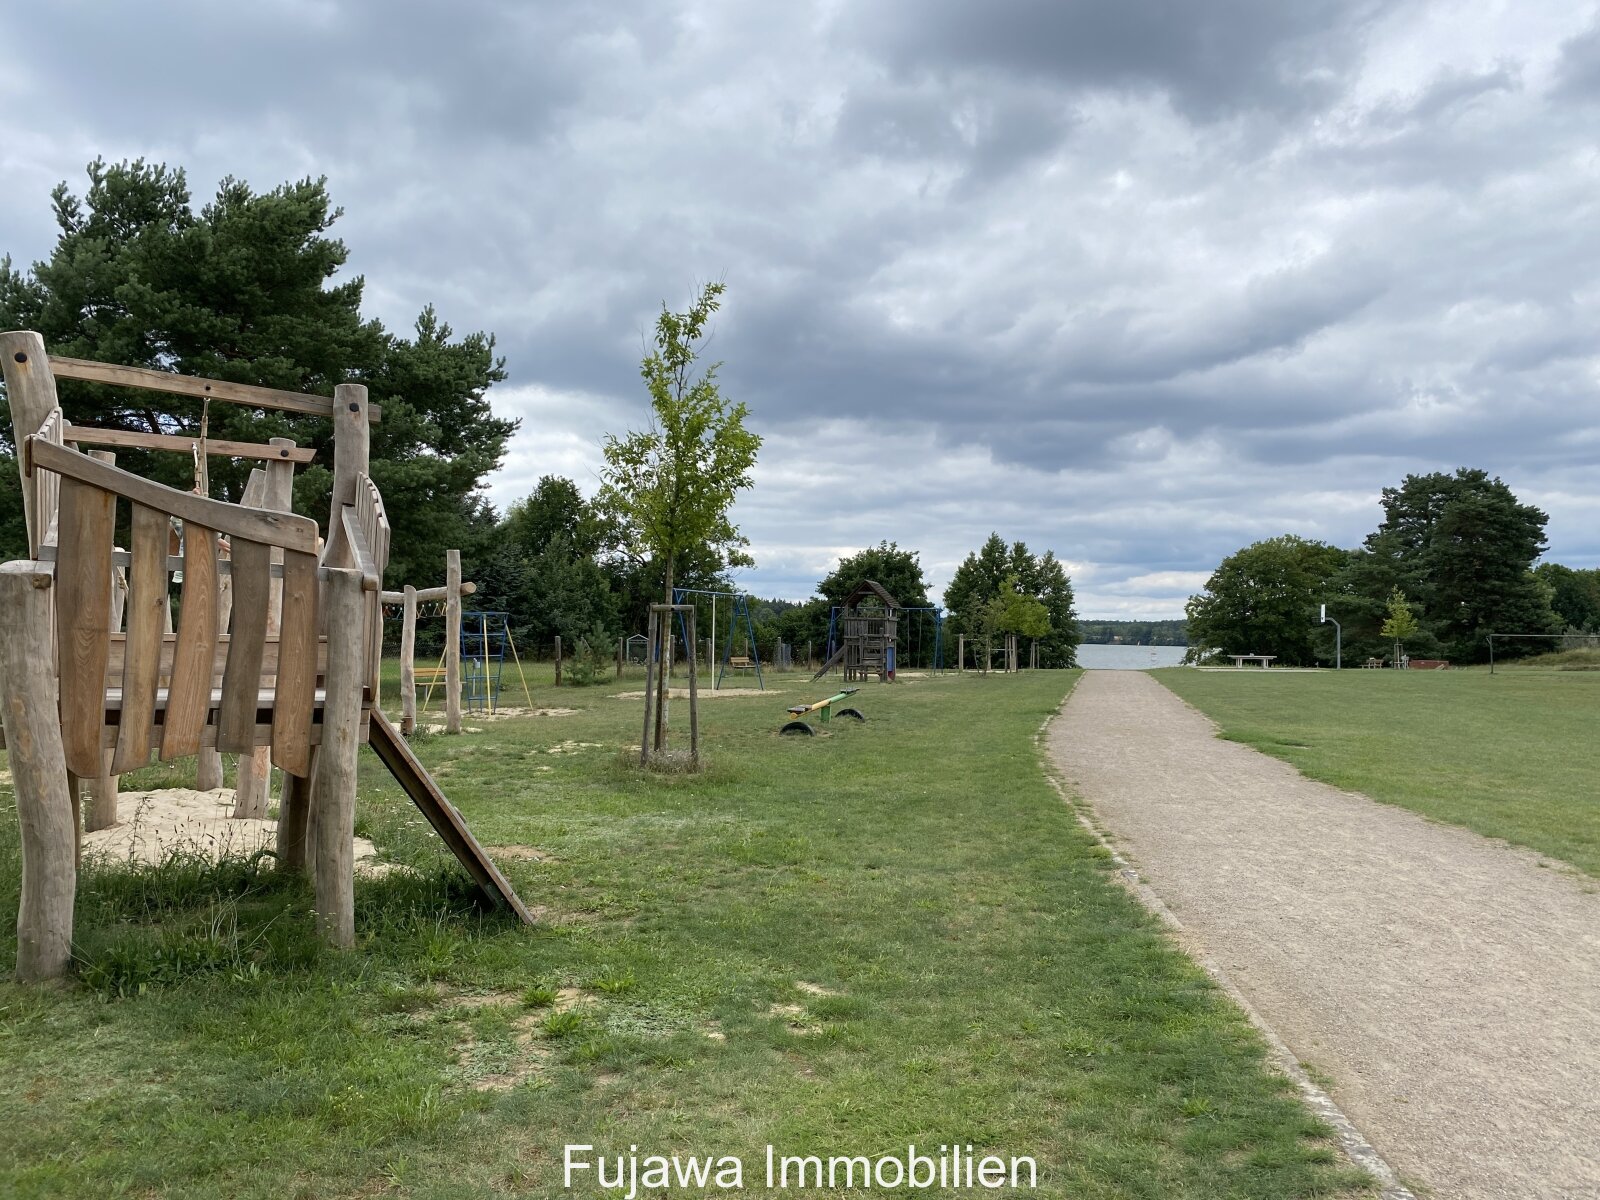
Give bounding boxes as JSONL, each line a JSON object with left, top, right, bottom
{"left": 1078, "top": 620, "right": 1187, "bottom": 646}
{"left": 0, "top": 159, "right": 1085, "bottom": 675}
{"left": 1184, "top": 468, "right": 1594, "bottom": 666}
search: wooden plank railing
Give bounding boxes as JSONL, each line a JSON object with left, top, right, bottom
{"left": 25, "top": 433, "right": 324, "bottom": 779}
{"left": 48, "top": 355, "right": 381, "bottom": 423}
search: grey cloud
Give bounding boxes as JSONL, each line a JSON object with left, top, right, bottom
{"left": 839, "top": 0, "right": 1383, "bottom": 119}
{"left": 6, "top": 0, "right": 1600, "bottom": 614}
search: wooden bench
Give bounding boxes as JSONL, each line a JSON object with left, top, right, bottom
{"left": 728, "top": 655, "right": 754, "bottom": 673}
{"left": 1229, "top": 654, "right": 1277, "bottom": 669}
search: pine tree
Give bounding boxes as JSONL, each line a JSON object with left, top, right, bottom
{"left": 0, "top": 159, "right": 515, "bottom": 578}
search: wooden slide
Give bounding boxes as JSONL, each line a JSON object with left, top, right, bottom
{"left": 366, "top": 709, "right": 535, "bottom": 923}
{"left": 810, "top": 645, "right": 846, "bottom": 683}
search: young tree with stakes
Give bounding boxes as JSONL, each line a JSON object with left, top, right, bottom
{"left": 597, "top": 283, "right": 761, "bottom": 755}
{"left": 1380, "top": 587, "right": 1420, "bottom": 666}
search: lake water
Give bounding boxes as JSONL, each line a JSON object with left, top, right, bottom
{"left": 1076, "top": 643, "right": 1188, "bottom": 670}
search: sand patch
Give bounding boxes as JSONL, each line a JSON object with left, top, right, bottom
{"left": 614, "top": 687, "right": 777, "bottom": 699}
{"left": 419, "top": 723, "right": 485, "bottom": 735}
{"left": 794, "top": 981, "right": 839, "bottom": 997}
{"left": 542, "top": 740, "right": 603, "bottom": 755}
{"left": 488, "top": 844, "right": 559, "bottom": 863}
{"left": 81, "top": 788, "right": 387, "bottom": 875}
{"left": 454, "top": 1011, "right": 556, "bottom": 1092}
{"left": 767, "top": 1002, "right": 819, "bottom": 1035}
{"left": 477, "top": 706, "right": 577, "bottom": 719}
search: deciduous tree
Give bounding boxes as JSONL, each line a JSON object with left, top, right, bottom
{"left": 1184, "top": 535, "right": 1348, "bottom": 666}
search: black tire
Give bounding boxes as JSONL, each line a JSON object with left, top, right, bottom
{"left": 837, "top": 708, "right": 866, "bottom": 721}
{"left": 780, "top": 720, "right": 816, "bottom": 736}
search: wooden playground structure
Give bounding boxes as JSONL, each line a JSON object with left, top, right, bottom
{"left": 811, "top": 580, "right": 900, "bottom": 683}
{"left": 0, "top": 331, "right": 529, "bottom": 983}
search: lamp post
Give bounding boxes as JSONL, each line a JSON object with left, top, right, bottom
{"left": 1320, "top": 604, "right": 1341, "bottom": 670}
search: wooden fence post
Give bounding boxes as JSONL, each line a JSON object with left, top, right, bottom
{"left": 616, "top": 636, "right": 624, "bottom": 679}
{"left": 313, "top": 567, "right": 363, "bottom": 949}
{"left": 0, "top": 562, "right": 76, "bottom": 982}
{"left": 554, "top": 635, "right": 562, "bottom": 686}
{"left": 445, "top": 549, "right": 462, "bottom": 734}
{"left": 400, "top": 584, "right": 417, "bottom": 735}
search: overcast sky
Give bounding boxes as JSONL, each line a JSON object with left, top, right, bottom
{"left": 5, "top": 0, "right": 1600, "bottom": 615}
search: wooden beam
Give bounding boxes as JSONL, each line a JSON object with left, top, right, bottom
{"left": 48, "top": 355, "right": 381, "bottom": 423}
{"left": 379, "top": 581, "right": 476, "bottom": 604}
{"left": 63, "top": 425, "right": 317, "bottom": 462}
{"left": 27, "top": 438, "right": 319, "bottom": 554}
{"left": 366, "top": 710, "right": 534, "bottom": 922}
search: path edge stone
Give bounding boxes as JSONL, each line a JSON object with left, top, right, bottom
{"left": 1036, "top": 693, "right": 1418, "bottom": 1200}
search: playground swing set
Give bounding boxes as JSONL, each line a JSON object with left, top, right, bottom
{"left": 671, "top": 586, "right": 766, "bottom": 690}
{"left": 407, "top": 608, "right": 533, "bottom": 716}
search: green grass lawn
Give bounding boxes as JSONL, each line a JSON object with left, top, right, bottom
{"left": 0, "top": 667, "right": 1366, "bottom": 1198}
{"left": 1156, "top": 667, "right": 1600, "bottom": 879}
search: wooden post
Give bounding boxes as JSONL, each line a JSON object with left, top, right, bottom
{"left": 639, "top": 608, "right": 658, "bottom": 766}
{"left": 617, "top": 636, "right": 624, "bottom": 679}
{"left": 0, "top": 332, "right": 61, "bottom": 555}
{"left": 275, "top": 761, "right": 315, "bottom": 873}
{"left": 324, "top": 383, "right": 370, "bottom": 565}
{"left": 400, "top": 584, "right": 417, "bottom": 735}
{"left": 85, "top": 749, "right": 119, "bottom": 833}
{"left": 0, "top": 562, "right": 76, "bottom": 982}
{"left": 313, "top": 568, "right": 363, "bottom": 949}
{"left": 445, "top": 549, "right": 462, "bottom": 734}
{"left": 554, "top": 635, "right": 562, "bottom": 686}
{"left": 685, "top": 607, "right": 699, "bottom": 766}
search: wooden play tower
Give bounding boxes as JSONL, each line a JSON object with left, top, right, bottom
{"left": 0, "top": 331, "right": 528, "bottom": 983}
{"left": 812, "top": 580, "right": 900, "bottom": 683}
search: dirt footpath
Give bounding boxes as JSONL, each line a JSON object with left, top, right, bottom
{"left": 1046, "top": 670, "right": 1600, "bottom": 1200}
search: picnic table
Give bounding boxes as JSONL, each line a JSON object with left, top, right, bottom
{"left": 1229, "top": 654, "right": 1277, "bottom": 669}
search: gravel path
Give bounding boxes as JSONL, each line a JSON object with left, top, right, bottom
{"left": 1046, "top": 670, "right": 1600, "bottom": 1200}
